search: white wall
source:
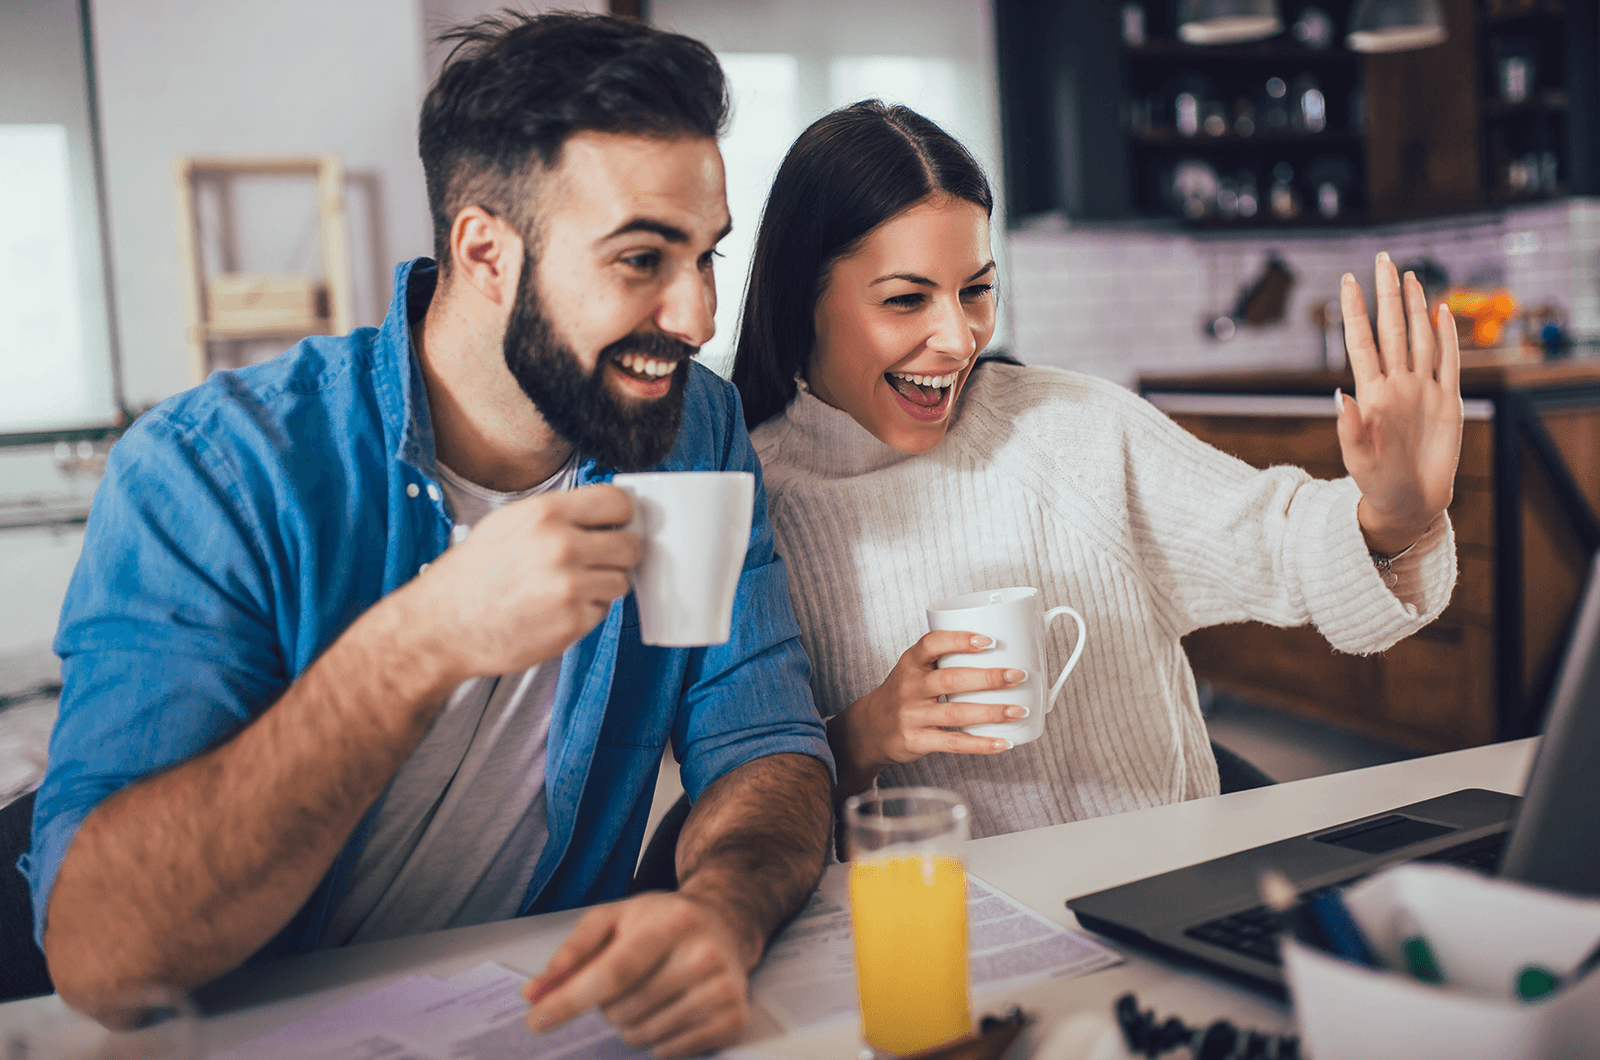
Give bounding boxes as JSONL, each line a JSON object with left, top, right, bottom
{"left": 89, "top": 0, "right": 435, "bottom": 409}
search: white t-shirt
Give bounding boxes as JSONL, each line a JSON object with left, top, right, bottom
{"left": 321, "top": 452, "right": 581, "bottom": 947}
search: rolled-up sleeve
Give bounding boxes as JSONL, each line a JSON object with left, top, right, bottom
{"left": 672, "top": 393, "right": 834, "bottom": 801}
{"left": 21, "top": 416, "right": 286, "bottom": 946}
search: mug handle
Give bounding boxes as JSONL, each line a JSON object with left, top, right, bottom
{"left": 1042, "top": 606, "right": 1087, "bottom": 714}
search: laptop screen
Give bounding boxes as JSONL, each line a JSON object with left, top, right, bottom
{"left": 1501, "top": 550, "right": 1600, "bottom": 897}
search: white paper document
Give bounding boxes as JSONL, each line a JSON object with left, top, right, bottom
{"left": 750, "top": 869, "right": 1122, "bottom": 1032}
{"left": 216, "top": 961, "right": 793, "bottom": 1060}
{"left": 214, "top": 962, "right": 651, "bottom": 1060}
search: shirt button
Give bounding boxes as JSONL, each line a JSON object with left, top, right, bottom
{"left": 427, "top": 484, "right": 441, "bottom": 502}
{"left": 419, "top": 562, "right": 431, "bottom": 574}
{"left": 406, "top": 483, "right": 420, "bottom": 499}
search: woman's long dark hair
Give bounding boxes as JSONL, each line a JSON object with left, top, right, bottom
{"left": 729, "top": 100, "right": 995, "bottom": 431}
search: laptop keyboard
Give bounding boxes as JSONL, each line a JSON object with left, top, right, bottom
{"left": 1184, "top": 905, "right": 1284, "bottom": 964}
{"left": 1422, "top": 832, "right": 1506, "bottom": 873}
{"left": 1183, "top": 832, "right": 1509, "bottom": 966}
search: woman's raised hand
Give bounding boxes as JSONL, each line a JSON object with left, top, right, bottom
{"left": 826, "top": 631, "right": 1024, "bottom": 799}
{"left": 1336, "top": 252, "right": 1465, "bottom": 555}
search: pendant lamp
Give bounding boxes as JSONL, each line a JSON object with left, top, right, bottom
{"left": 1177, "top": 0, "right": 1284, "bottom": 45}
{"left": 1346, "top": 0, "right": 1448, "bottom": 52}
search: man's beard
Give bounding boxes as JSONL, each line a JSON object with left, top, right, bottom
{"left": 502, "top": 256, "right": 693, "bottom": 473}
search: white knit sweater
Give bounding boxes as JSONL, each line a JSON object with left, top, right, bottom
{"left": 752, "top": 363, "right": 1456, "bottom": 839}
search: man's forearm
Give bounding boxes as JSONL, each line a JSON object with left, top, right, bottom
{"left": 44, "top": 582, "right": 463, "bottom": 1011}
{"left": 673, "top": 753, "right": 832, "bottom": 969}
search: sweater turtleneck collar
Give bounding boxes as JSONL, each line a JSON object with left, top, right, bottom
{"left": 772, "top": 376, "right": 933, "bottom": 478}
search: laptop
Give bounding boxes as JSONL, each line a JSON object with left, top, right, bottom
{"left": 1067, "top": 550, "right": 1600, "bottom": 993}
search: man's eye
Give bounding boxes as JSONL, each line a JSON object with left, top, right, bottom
{"left": 698, "top": 249, "right": 724, "bottom": 269}
{"left": 961, "top": 283, "right": 994, "bottom": 299}
{"left": 623, "top": 251, "right": 661, "bottom": 272}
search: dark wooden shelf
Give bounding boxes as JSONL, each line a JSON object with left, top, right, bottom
{"left": 1131, "top": 129, "right": 1363, "bottom": 146}
{"left": 1482, "top": 0, "right": 1566, "bottom": 26}
{"left": 1124, "top": 40, "right": 1360, "bottom": 61}
{"left": 1490, "top": 184, "right": 1569, "bottom": 204}
{"left": 1485, "top": 91, "right": 1570, "bottom": 118}
{"left": 1180, "top": 213, "right": 1369, "bottom": 230}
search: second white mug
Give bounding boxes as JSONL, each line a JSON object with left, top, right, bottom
{"left": 925, "top": 586, "right": 1088, "bottom": 747}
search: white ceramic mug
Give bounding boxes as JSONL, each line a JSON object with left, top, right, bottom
{"left": 611, "top": 470, "right": 754, "bottom": 647}
{"left": 925, "top": 586, "right": 1088, "bottom": 746}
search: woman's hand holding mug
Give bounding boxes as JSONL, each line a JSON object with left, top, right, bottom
{"left": 827, "top": 586, "right": 1089, "bottom": 802}
{"left": 827, "top": 631, "right": 1027, "bottom": 800}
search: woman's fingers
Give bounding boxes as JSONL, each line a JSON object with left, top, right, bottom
{"left": 1374, "top": 252, "right": 1408, "bottom": 373}
{"left": 1404, "top": 271, "right": 1437, "bottom": 378}
{"left": 926, "top": 665, "right": 1025, "bottom": 699}
{"left": 1340, "top": 272, "right": 1383, "bottom": 389}
{"left": 908, "top": 727, "right": 1013, "bottom": 756}
{"left": 1437, "top": 302, "right": 1462, "bottom": 395}
{"left": 922, "top": 699, "right": 1025, "bottom": 729}
{"left": 908, "top": 629, "right": 992, "bottom": 668}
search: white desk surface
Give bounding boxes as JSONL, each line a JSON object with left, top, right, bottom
{"left": 1, "top": 738, "right": 1537, "bottom": 1057}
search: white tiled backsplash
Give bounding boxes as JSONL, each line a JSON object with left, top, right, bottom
{"left": 1006, "top": 198, "right": 1600, "bottom": 387}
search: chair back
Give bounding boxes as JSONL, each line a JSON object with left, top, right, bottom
{"left": 1, "top": 790, "right": 55, "bottom": 1001}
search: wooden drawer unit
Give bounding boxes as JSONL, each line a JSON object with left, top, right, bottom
{"left": 1145, "top": 366, "right": 1600, "bottom": 753}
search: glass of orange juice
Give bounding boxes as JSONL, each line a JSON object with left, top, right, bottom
{"left": 844, "top": 787, "right": 972, "bottom": 1057}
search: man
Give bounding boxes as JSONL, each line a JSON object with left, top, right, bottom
{"left": 23, "top": 13, "right": 832, "bottom": 1056}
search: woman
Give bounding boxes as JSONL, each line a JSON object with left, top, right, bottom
{"left": 732, "top": 101, "right": 1462, "bottom": 840}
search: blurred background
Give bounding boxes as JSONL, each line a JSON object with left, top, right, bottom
{"left": 4, "top": 0, "right": 1598, "bottom": 810}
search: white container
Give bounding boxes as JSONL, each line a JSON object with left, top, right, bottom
{"left": 1283, "top": 863, "right": 1600, "bottom": 1060}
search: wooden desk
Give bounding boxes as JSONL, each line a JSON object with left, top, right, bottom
{"left": 1142, "top": 361, "right": 1600, "bottom": 751}
{"left": 0, "top": 740, "right": 1537, "bottom": 1056}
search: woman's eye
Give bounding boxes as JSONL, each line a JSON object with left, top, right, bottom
{"left": 884, "top": 293, "right": 925, "bottom": 309}
{"left": 961, "top": 283, "right": 994, "bottom": 300}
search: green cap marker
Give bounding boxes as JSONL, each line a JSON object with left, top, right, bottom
{"left": 1517, "top": 964, "right": 1560, "bottom": 1003}
{"left": 1402, "top": 935, "right": 1442, "bottom": 984}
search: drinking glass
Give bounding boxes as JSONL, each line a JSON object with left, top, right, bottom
{"left": 844, "top": 787, "right": 972, "bottom": 1057}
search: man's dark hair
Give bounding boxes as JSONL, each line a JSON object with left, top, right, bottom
{"left": 419, "top": 11, "right": 729, "bottom": 271}
{"left": 730, "top": 101, "right": 994, "bottom": 430}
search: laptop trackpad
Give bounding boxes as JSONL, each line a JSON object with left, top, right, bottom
{"left": 1314, "top": 814, "right": 1456, "bottom": 854}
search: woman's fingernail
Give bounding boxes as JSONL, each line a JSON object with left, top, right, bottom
{"left": 993, "top": 739, "right": 1013, "bottom": 751}
{"left": 1342, "top": 272, "right": 1355, "bottom": 285}
{"left": 970, "top": 635, "right": 992, "bottom": 648}
{"left": 1005, "top": 705, "right": 1029, "bottom": 719}
{"left": 1005, "top": 668, "right": 1026, "bottom": 683}
{"left": 1377, "top": 250, "right": 1391, "bottom": 264}
{"left": 1334, "top": 387, "right": 1344, "bottom": 414}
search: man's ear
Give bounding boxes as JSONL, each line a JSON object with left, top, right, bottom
{"left": 448, "top": 206, "right": 524, "bottom": 309}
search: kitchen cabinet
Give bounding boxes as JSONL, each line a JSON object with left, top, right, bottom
{"left": 995, "top": 0, "right": 1599, "bottom": 226}
{"left": 1475, "top": 0, "right": 1600, "bottom": 205}
{"left": 1141, "top": 358, "right": 1600, "bottom": 752}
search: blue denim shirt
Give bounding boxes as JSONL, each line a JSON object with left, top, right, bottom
{"left": 23, "top": 259, "right": 832, "bottom": 957}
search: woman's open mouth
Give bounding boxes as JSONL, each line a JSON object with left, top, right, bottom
{"left": 885, "top": 370, "right": 959, "bottom": 421}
